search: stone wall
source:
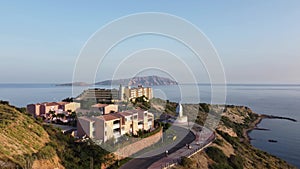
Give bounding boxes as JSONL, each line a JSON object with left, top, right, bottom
{"left": 114, "top": 129, "right": 163, "bottom": 159}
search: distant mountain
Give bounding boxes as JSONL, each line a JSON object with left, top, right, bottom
{"left": 56, "top": 82, "right": 90, "bottom": 86}
{"left": 95, "top": 76, "right": 178, "bottom": 86}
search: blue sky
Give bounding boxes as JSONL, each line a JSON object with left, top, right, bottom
{"left": 1, "top": 1, "right": 300, "bottom": 84}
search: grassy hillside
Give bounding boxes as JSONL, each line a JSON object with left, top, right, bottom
{"left": 0, "top": 101, "right": 113, "bottom": 169}
{"left": 0, "top": 101, "right": 55, "bottom": 168}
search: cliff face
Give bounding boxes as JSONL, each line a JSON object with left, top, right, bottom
{"left": 95, "top": 75, "right": 178, "bottom": 86}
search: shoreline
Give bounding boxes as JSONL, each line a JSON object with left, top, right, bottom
{"left": 244, "top": 114, "right": 297, "bottom": 143}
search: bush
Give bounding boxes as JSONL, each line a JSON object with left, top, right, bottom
{"left": 36, "top": 145, "right": 56, "bottom": 159}
{"left": 200, "top": 103, "right": 210, "bottom": 113}
{"left": 163, "top": 123, "right": 171, "bottom": 131}
{"left": 228, "top": 155, "right": 244, "bottom": 169}
{"left": 213, "top": 139, "right": 224, "bottom": 146}
{"left": 206, "top": 147, "right": 227, "bottom": 164}
{"left": 216, "top": 130, "right": 238, "bottom": 146}
{"left": 181, "top": 157, "right": 193, "bottom": 167}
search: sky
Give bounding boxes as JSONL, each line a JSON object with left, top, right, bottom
{"left": 0, "top": 1, "right": 300, "bottom": 84}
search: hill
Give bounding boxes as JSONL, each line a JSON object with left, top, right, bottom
{"left": 95, "top": 75, "right": 178, "bottom": 86}
{"left": 0, "top": 101, "right": 63, "bottom": 169}
{"left": 147, "top": 99, "right": 296, "bottom": 169}
{"left": 56, "top": 82, "right": 90, "bottom": 86}
{"left": 0, "top": 101, "right": 113, "bottom": 169}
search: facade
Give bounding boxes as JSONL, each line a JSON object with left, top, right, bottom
{"left": 57, "top": 102, "right": 80, "bottom": 112}
{"left": 27, "top": 104, "right": 41, "bottom": 117}
{"left": 77, "top": 109, "right": 154, "bottom": 142}
{"left": 121, "top": 85, "right": 153, "bottom": 100}
{"left": 90, "top": 103, "right": 118, "bottom": 115}
{"left": 76, "top": 85, "right": 153, "bottom": 102}
{"left": 27, "top": 102, "right": 80, "bottom": 117}
{"left": 76, "top": 88, "right": 119, "bottom": 103}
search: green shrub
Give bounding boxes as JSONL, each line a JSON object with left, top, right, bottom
{"left": 216, "top": 130, "right": 238, "bottom": 146}
{"left": 181, "top": 157, "right": 193, "bottom": 167}
{"left": 206, "top": 147, "right": 227, "bottom": 164}
{"left": 228, "top": 155, "right": 244, "bottom": 169}
{"left": 200, "top": 103, "right": 210, "bottom": 113}
{"left": 36, "top": 145, "right": 56, "bottom": 159}
{"left": 213, "top": 139, "right": 224, "bottom": 146}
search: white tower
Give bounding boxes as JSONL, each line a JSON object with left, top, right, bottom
{"left": 175, "top": 102, "right": 187, "bottom": 123}
{"left": 176, "top": 103, "right": 183, "bottom": 117}
{"left": 119, "top": 84, "right": 125, "bottom": 100}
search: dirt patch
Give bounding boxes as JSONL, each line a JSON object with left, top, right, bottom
{"left": 32, "top": 155, "right": 64, "bottom": 169}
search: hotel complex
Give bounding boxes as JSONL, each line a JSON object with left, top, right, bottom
{"left": 76, "top": 85, "right": 153, "bottom": 103}
{"left": 76, "top": 88, "right": 119, "bottom": 103}
{"left": 121, "top": 85, "right": 153, "bottom": 101}
{"left": 77, "top": 109, "right": 154, "bottom": 142}
{"left": 27, "top": 102, "right": 80, "bottom": 117}
{"left": 27, "top": 85, "right": 155, "bottom": 142}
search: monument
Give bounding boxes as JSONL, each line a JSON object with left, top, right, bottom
{"left": 175, "top": 102, "right": 188, "bottom": 123}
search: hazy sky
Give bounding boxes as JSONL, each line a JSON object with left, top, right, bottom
{"left": 1, "top": 1, "right": 300, "bottom": 84}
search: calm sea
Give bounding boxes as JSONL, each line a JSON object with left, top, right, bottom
{"left": 0, "top": 83, "right": 299, "bottom": 168}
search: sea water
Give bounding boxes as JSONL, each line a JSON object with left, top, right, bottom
{"left": 0, "top": 84, "right": 299, "bottom": 167}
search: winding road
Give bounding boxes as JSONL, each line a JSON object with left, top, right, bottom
{"left": 119, "top": 126, "right": 195, "bottom": 169}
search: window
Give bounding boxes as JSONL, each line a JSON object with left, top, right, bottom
{"left": 105, "top": 131, "right": 107, "bottom": 136}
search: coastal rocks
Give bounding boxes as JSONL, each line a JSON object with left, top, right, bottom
{"left": 268, "top": 139, "right": 278, "bottom": 143}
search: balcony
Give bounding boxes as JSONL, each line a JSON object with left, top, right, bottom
{"left": 113, "top": 123, "right": 120, "bottom": 129}
{"left": 113, "top": 132, "right": 121, "bottom": 138}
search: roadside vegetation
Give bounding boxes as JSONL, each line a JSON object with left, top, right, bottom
{"left": 0, "top": 101, "right": 114, "bottom": 169}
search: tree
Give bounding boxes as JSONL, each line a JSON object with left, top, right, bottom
{"left": 62, "top": 97, "right": 74, "bottom": 102}
{"left": 131, "top": 95, "right": 150, "bottom": 110}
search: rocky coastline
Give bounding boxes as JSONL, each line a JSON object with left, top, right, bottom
{"left": 244, "top": 114, "right": 297, "bottom": 143}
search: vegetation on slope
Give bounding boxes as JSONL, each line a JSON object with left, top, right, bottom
{"left": 146, "top": 99, "right": 296, "bottom": 169}
{"left": 0, "top": 101, "right": 51, "bottom": 168}
{"left": 0, "top": 101, "right": 113, "bottom": 169}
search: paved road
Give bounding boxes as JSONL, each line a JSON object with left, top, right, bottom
{"left": 120, "top": 126, "right": 195, "bottom": 169}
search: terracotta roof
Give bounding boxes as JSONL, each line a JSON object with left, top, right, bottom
{"left": 43, "top": 102, "right": 59, "bottom": 106}
{"left": 118, "top": 112, "right": 133, "bottom": 117}
{"left": 97, "top": 114, "right": 120, "bottom": 121}
{"left": 57, "top": 102, "right": 69, "bottom": 105}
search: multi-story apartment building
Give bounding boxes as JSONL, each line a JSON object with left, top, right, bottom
{"left": 27, "top": 102, "right": 80, "bottom": 117}
{"left": 77, "top": 109, "right": 154, "bottom": 142}
{"left": 76, "top": 85, "right": 153, "bottom": 103}
{"left": 121, "top": 85, "right": 153, "bottom": 101}
{"left": 76, "top": 88, "right": 119, "bottom": 103}
{"left": 90, "top": 103, "right": 118, "bottom": 115}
